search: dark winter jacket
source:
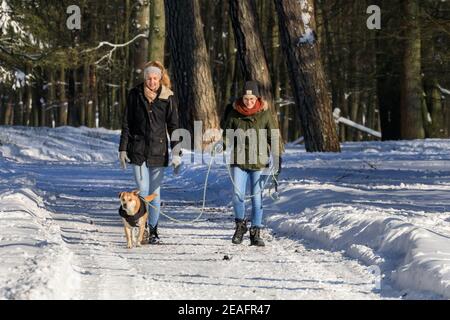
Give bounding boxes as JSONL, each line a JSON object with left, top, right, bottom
{"left": 221, "top": 99, "right": 281, "bottom": 171}
{"left": 119, "top": 83, "right": 180, "bottom": 167}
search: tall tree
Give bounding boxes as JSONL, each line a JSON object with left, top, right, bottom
{"left": 274, "top": 0, "right": 340, "bottom": 152}
{"left": 400, "top": 0, "right": 425, "bottom": 139}
{"left": 229, "top": 0, "right": 278, "bottom": 122}
{"left": 148, "top": 0, "right": 165, "bottom": 62}
{"left": 165, "top": 0, "right": 220, "bottom": 149}
{"left": 375, "top": 1, "right": 402, "bottom": 140}
{"left": 57, "top": 66, "right": 68, "bottom": 126}
{"left": 133, "top": 0, "right": 150, "bottom": 85}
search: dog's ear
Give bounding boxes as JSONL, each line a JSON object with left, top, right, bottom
{"left": 132, "top": 189, "right": 140, "bottom": 196}
{"left": 118, "top": 191, "right": 124, "bottom": 199}
{"left": 144, "top": 193, "right": 158, "bottom": 202}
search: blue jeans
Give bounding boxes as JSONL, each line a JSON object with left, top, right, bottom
{"left": 132, "top": 163, "right": 165, "bottom": 228}
{"left": 231, "top": 166, "right": 264, "bottom": 228}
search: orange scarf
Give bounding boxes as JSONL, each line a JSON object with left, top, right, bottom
{"left": 234, "top": 98, "right": 264, "bottom": 116}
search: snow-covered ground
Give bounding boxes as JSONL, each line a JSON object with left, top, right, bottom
{"left": 0, "top": 126, "right": 449, "bottom": 300}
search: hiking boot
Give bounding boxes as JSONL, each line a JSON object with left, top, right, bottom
{"left": 249, "top": 227, "right": 265, "bottom": 247}
{"left": 232, "top": 219, "right": 248, "bottom": 244}
{"left": 149, "top": 224, "right": 160, "bottom": 244}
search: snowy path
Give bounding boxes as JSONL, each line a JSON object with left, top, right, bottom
{"left": 4, "top": 127, "right": 450, "bottom": 299}
{"left": 26, "top": 162, "right": 382, "bottom": 299}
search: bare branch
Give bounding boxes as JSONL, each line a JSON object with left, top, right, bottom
{"left": 83, "top": 32, "right": 148, "bottom": 65}
{"left": 84, "top": 33, "right": 148, "bottom": 53}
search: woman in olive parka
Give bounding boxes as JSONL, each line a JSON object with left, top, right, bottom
{"left": 221, "top": 81, "right": 281, "bottom": 247}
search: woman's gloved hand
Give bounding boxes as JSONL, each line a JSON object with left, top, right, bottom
{"left": 119, "top": 151, "right": 130, "bottom": 169}
{"left": 273, "top": 156, "right": 282, "bottom": 177}
{"left": 171, "top": 153, "right": 182, "bottom": 175}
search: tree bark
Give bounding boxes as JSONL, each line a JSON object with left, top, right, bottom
{"left": 3, "top": 97, "right": 13, "bottom": 125}
{"left": 23, "top": 65, "right": 32, "bottom": 126}
{"left": 375, "top": 0, "right": 401, "bottom": 141}
{"left": 149, "top": 0, "right": 165, "bottom": 62}
{"left": 13, "top": 88, "right": 24, "bottom": 126}
{"left": 68, "top": 68, "right": 80, "bottom": 127}
{"left": 229, "top": 0, "right": 278, "bottom": 124}
{"left": 274, "top": 0, "right": 340, "bottom": 152}
{"left": 133, "top": 0, "right": 150, "bottom": 85}
{"left": 57, "top": 67, "right": 68, "bottom": 126}
{"left": 400, "top": 0, "right": 425, "bottom": 139}
{"left": 47, "top": 69, "right": 56, "bottom": 127}
{"left": 165, "top": 0, "right": 220, "bottom": 149}
{"left": 81, "top": 64, "right": 89, "bottom": 126}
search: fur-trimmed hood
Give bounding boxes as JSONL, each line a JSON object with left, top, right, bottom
{"left": 159, "top": 85, "right": 174, "bottom": 100}
{"left": 136, "top": 83, "right": 173, "bottom": 100}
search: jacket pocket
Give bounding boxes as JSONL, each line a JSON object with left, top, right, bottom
{"left": 149, "top": 136, "right": 166, "bottom": 156}
{"left": 129, "top": 135, "right": 146, "bottom": 156}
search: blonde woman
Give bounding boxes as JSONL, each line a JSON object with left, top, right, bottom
{"left": 118, "top": 61, "right": 181, "bottom": 244}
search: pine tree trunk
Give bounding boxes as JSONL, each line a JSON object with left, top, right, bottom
{"left": 134, "top": 0, "right": 150, "bottom": 85}
{"left": 68, "top": 68, "right": 80, "bottom": 127}
{"left": 427, "top": 80, "right": 445, "bottom": 138}
{"left": 111, "top": 85, "right": 118, "bottom": 129}
{"left": 89, "top": 65, "right": 97, "bottom": 128}
{"left": 24, "top": 65, "right": 32, "bottom": 126}
{"left": 3, "top": 97, "right": 13, "bottom": 125}
{"left": 229, "top": 0, "right": 278, "bottom": 124}
{"left": 47, "top": 69, "right": 56, "bottom": 127}
{"left": 165, "top": 0, "right": 221, "bottom": 149}
{"left": 58, "top": 67, "right": 68, "bottom": 126}
{"left": 13, "top": 88, "right": 24, "bottom": 126}
{"left": 98, "top": 83, "right": 106, "bottom": 129}
{"left": 400, "top": 0, "right": 425, "bottom": 139}
{"left": 31, "top": 84, "right": 40, "bottom": 126}
{"left": 81, "top": 64, "right": 89, "bottom": 126}
{"left": 422, "top": 26, "right": 445, "bottom": 138}
{"left": 375, "top": 0, "right": 401, "bottom": 140}
{"left": 224, "top": 14, "right": 236, "bottom": 108}
{"left": 119, "top": 0, "right": 131, "bottom": 131}
{"left": 274, "top": 0, "right": 340, "bottom": 152}
{"left": 36, "top": 75, "right": 44, "bottom": 126}
{"left": 149, "top": 0, "right": 165, "bottom": 62}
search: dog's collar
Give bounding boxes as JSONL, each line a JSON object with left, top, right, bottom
{"left": 119, "top": 197, "right": 147, "bottom": 227}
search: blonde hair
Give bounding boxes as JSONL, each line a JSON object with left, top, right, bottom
{"left": 143, "top": 61, "right": 171, "bottom": 89}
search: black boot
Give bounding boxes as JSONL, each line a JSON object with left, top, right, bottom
{"left": 149, "top": 224, "right": 160, "bottom": 244}
{"left": 249, "top": 227, "right": 265, "bottom": 247}
{"left": 232, "top": 219, "right": 248, "bottom": 244}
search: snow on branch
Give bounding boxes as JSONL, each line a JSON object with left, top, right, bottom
{"left": 297, "top": 0, "right": 315, "bottom": 45}
{"left": 84, "top": 33, "right": 148, "bottom": 65}
{"left": 333, "top": 108, "right": 382, "bottom": 138}
{"left": 0, "top": 65, "right": 29, "bottom": 90}
{"left": 438, "top": 84, "right": 450, "bottom": 96}
{"left": 0, "top": 0, "right": 44, "bottom": 48}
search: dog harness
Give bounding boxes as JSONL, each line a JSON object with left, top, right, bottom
{"left": 119, "top": 196, "right": 147, "bottom": 227}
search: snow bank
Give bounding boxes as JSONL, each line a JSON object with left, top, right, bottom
{"left": 264, "top": 139, "right": 450, "bottom": 299}
{"left": 266, "top": 205, "right": 450, "bottom": 298}
{"left": 0, "top": 187, "right": 80, "bottom": 299}
{"left": 0, "top": 125, "right": 119, "bottom": 163}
